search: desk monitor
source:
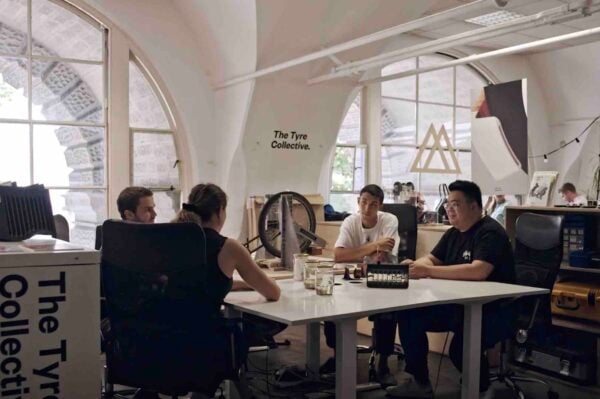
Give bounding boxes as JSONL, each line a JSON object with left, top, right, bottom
{"left": 0, "top": 185, "right": 56, "bottom": 241}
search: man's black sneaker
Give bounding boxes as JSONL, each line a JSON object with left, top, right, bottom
{"left": 319, "top": 356, "right": 336, "bottom": 374}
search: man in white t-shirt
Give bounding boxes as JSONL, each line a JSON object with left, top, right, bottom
{"left": 321, "top": 184, "right": 400, "bottom": 387}
{"left": 559, "top": 182, "right": 587, "bottom": 206}
{"left": 334, "top": 185, "right": 400, "bottom": 262}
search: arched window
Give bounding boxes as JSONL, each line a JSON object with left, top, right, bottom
{"left": 329, "top": 94, "right": 365, "bottom": 212}
{"left": 129, "top": 56, "right": 180, "bottom": 222}
{"left": 381, "top": 54, "right": 487, "bottom": 206}
{"left": 330, "top": 53, "right": 488, "bottom": 211}
{"left": 0, "top": 0, "right": 182, "bottom": 246}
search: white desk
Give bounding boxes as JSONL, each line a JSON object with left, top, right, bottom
{"left": 225, "top": 278, "right": 547, "bottom": 399}
{"left": 0, "top": 240, "right": 100, "bottom": 399}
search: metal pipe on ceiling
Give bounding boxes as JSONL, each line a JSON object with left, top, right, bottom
{"left": 215, "top": 0, "right": 499, "bottom": 89}
{"left": 308, "top": 0, "right": 598, "bottom": 84}
{"left": 358, "top": 26, "right": 600, "bottom": 87}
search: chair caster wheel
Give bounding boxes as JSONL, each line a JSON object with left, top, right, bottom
{"left": 548, "top": 391, "right": 559, "bottom": 399}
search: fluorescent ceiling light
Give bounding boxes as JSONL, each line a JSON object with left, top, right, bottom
{"left": 465, "top": 10, "right": 525, "bottom": 26}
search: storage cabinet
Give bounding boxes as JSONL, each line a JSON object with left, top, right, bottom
{"left": 506, "top": 206, "right": 600, "bottom": 385}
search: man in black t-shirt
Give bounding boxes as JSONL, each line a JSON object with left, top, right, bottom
{"left": 387, "top": 180, "right": 515, "bottom": 398}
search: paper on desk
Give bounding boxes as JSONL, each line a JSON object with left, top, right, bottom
{"left": 0, "top": 244, "right": 24, "bottom": 253}
{"left": 20, "top": 237, "right": 84, "bottom": 252}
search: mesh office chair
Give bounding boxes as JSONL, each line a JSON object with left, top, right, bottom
{"left": 101, "top": 220, "right": 251, "bottom": 399}
{"left": 357, "top": 204, "right": 416, "bottom": 381}
{"left": 490, "top": 212, "right": 563, "bottom": 399}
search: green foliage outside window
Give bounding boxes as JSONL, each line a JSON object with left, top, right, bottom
{"left": 331, "top": 146, "right": 354, "bottom": 191}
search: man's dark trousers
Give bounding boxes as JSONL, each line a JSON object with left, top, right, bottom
{"left": 397, "top": 304, "right": 512, "bottom": 390}
{"left": 324, "top": 313, "right": 397, "bottom": 355}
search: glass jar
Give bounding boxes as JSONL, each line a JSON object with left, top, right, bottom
{"left": 303, "top": 260, "right": 319, "bottom": 289}
{"left": 293, "top": 253, "right": 309, "bottom": 281}
{"left": 316, "top": 268, "right": 335, "bottom": 295}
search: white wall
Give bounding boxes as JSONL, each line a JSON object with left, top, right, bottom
{"left": 527, "top": 41, "right": 600, "bottom": 200}
{"left": 215, "top": 0, "right": 437, "bottom": 238}
{"left": 215, "top": 82, "right": 255, "bottom": 237}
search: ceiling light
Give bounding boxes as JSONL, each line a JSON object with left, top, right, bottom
{"left": 465, "top": 10, "right": 525, "bottom": 26}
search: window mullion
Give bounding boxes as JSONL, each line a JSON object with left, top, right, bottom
{"left": 416, "top": 56, "right": 421, "bottom": 192}
{"left": 27, "top": 0, "right": 33, "bottom": 185}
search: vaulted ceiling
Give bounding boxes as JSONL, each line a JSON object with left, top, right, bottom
{"left": 172, "top": 0, "right": 600, "bottom": 86}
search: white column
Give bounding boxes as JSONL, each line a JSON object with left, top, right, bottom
{"left": 361, "top": 80, "right": 382, "bottom": 185}
{"left": 107, "top": 28, "right": 130, "bottom": 218}
{"left": 462, "top": 302, "right": 483, "bottom": 399}
{"left": 335, "top": 318, "right": 357, "bottom": 399}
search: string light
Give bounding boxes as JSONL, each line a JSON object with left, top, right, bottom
{"left": 530, "top": 114, "right": 600, "bottom": 161}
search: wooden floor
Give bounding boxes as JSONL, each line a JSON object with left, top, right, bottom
{"left": 108, "top": 324, "right": 600, "bottom": 398}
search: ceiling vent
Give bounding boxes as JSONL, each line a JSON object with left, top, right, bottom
{"left": 466, "top": 10, "right": 525, "bottom": 26}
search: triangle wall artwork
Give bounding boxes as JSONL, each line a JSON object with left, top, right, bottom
{"left": 410, "top": 123, "right": 461, "bottom": 174}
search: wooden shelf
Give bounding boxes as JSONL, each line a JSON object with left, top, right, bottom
{"left": 560, "top": 264, "right": 600, "bottom": 275}
{"left": 553, "top": 315, "right": 600, "bottom": 335}
{"left": 506, "top": 205, "right": 600, "bottom": 215}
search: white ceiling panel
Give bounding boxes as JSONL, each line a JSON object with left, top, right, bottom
{"left": 424, "top": 21, "right": 477, "bottom": 36}
{"left": 468, "top": 32, "right": 537, "bottom": 48}
{"left": 521, "top": 23, "right": 580, "bottom": 38}
{"left": 508, "top": 0, "right": 565, "bottom": 15}
{"left": 562, "top": 13, "right": 600, "bottom": 29}
{"left": 412, "top": 0, "right": 600, "bottom": 50}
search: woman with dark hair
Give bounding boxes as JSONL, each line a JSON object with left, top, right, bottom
{"left": 174, "top": 183, "right": 281, "bottom": 299}
{"left": 171, "top": 183, "right": 282, "bottom": 399}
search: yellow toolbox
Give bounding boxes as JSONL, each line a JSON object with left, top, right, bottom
{"left": 551, "top": 280, "right": 600, "bottom": 323}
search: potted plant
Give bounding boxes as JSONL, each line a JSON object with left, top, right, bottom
{"left": 592, "top": 161, "right": 600, "bottom": 206}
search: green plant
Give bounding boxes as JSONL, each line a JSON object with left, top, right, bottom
{"left": 592, "top": 159, "right": 600, "bottom": 202}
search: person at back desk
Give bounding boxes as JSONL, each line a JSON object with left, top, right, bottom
{"left": 322, "top": 184, "right": 400, "bottom": 386}
{"left": 387, "top": 180, "right": 515, "bottom": 398}
{"left": 559, "top": 182, "right": 587, "bottom": 206}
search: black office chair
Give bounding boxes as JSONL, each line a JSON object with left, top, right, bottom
{"left": 381, "top": 203, "right": 417, "bottom": 261}
{"left": 356, "top": 204, "right": 416, "bottom": 382}
{"left": 490, "top": 212, "right": 563, "bottom": 399}
{"left": 101, "top": 220, "right": 251, "bottom": 399}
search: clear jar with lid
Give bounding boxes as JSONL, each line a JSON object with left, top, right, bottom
{"left": 293, "top": 253, "right": 309, "bottom": 281}
{"left": 303, "top": 260, "right": 319, "bottom": 289}
{"left": 316, "top": 267, "right": 335, "bottom": 295}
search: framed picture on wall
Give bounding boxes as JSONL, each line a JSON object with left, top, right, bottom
{"left": 526, "top": 171, "right": 559, "bottom": 206}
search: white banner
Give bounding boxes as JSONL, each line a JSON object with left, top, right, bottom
{"left": 0, "top": 264, "right": 100, "bottom": 398}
